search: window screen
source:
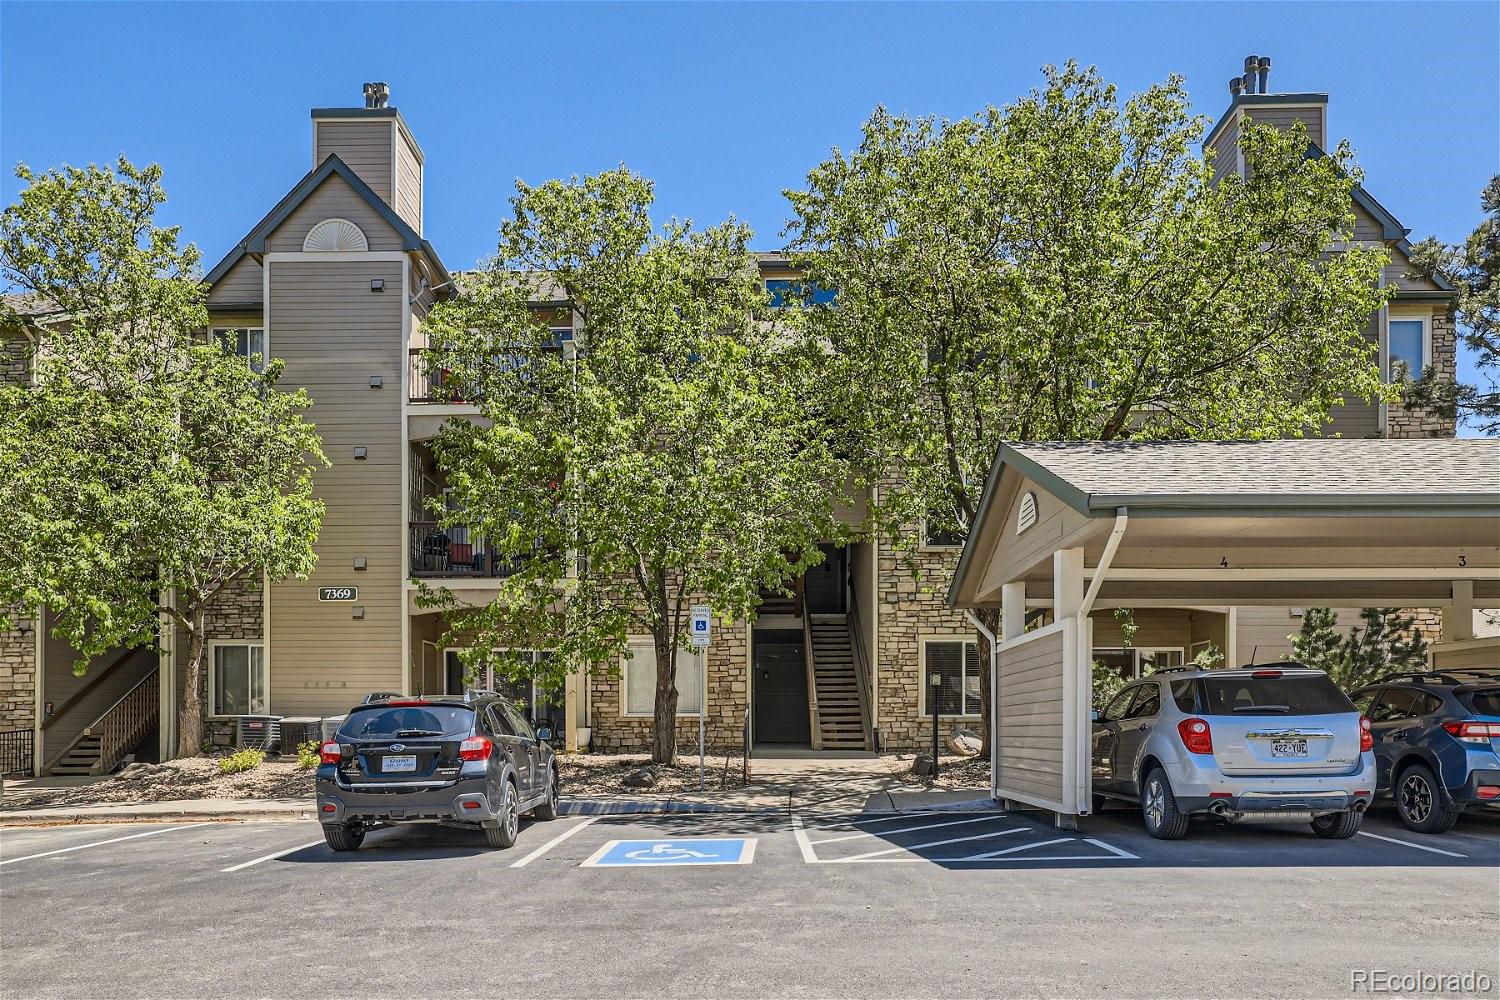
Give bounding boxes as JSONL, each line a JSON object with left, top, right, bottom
{"left": 924, "top": 640, "right": 980, "bottom": 716}
{"left": 624, "top": 641, "right": 703, "bottom": 716}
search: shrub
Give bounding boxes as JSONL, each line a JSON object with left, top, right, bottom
{"left": 295, "top": 740, "right": 321, "bottom": 771}
{"left": 218, "top": 748, "right": 265, "bottom": 775}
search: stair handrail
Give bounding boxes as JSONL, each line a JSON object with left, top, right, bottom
{"left": 41, "top": 647, "right": 140, "bottom": 731}
{"left": 845, "top": 574, "right": 876, "bottom": 750}
{"left": 86, "top": 668, "right": 159, "bottom": 776}
{"left": 800, "top": 583, "right": 822, "bottom": 750}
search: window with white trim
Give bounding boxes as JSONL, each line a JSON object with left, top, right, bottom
{"left": 1093, "top": 646, "right": 1185, "bottom": 681}
{"left": 211, "top": 644, "right": 266, "bottom": 716}
{"left": 922, "top": 639, "right": 980, "bottom": 716}
{"left": 623, "top": 639, "right": 704, "bottom": 716}
{"left": 201, "top": 327, "right": 267, "bottom": 372}
{"left": 440, "top": 648, "right": 564, "bottom": 722}
{"left": 1387, "top": 317, "right": 1427, "bottom": 381}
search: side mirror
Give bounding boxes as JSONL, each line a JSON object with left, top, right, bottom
{"left": 535, "top": 726, "right": 553, "bottom": 743}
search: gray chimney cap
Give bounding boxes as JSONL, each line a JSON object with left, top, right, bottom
{"left": 1244, "top": 54, "right": 1259, "bottom": 71}
{"left": 362, "top": 82, "right": 390, "bottom": 109}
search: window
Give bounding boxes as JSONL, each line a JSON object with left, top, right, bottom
{"left": 1387, "top": 318, "right": 1427, "bottom": 381}
{"left": 207, "top": 327, "right": 267, "bottom": 372}
{"left": 1093, "top": 648, "right": 1137, "bottom": 683}
{"left": 1200, "top": 675, "right": 1355, "bottom": 717}
{"left": 922, "top": 639, "right": 980, "bottom": 716}
{"left": 1123, "top": 684, "right": 1161, "bottom": 720}
{"left": 922, "top": 514, "right": 965, "bottom": 548}
{"left": 1137, "top": 648, "right": 1185, "bottom": 672}
{"left": 623, "top": 640, "right": 704, "bottom": 716}
{"left": 1101, "top": 686, "right": 1137, "bottom": 722}
{"left": 211, "top": 644, "right": 266, "bottom": 716}
{"left": 765, "top": 278, "right": 836, "bottom": 308}
{"left": 1094, "top": 647, "right": 1184, "bottom": 680}
{"left": 441, "top": 648, "right": 564, "bottom": 724}
{"left": 1170, "top": 679, "right": 1201, "bottom": 714}
{"left": 338, "top": 705, "right": 473, "bottom": 740}
{"left": 1370, "top": 687, "right": 1442, "bottom": 723}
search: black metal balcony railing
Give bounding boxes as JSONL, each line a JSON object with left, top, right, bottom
{"left": 409, "top": 522, "right": 524, "bottom": 578}
{"left": 0, "top": 728, "right": 35, "bottom": 777}
{"left": 409, "top": 348, "right": 473, "bottom": 404}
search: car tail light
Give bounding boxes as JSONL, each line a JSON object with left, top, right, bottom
{"left": 1359, "top": 716, "right": 1373, "bottom": 752}
{"left": 459, "top": 736, "right": 493, "bottom": 761}
{"left": 1441, "top": 721, "right": 1500, "bottom": 744}
{"left": 462, "top": 800, "right": 482, "bottom": 810}
{"left": 1177, "top": 718, "right": 1213, "bottom": 755}
{"left": 321, "top": 804, "right": 336, "bottom": 813}
{"left": 383, "top": 699, "right": 430, "bottom": 707}
{"left": 1251, "top": 670, "right": 1282, "bottom": 679}
{"left": 1476, "top": 786, "right": 1500, "bottom": 800}
{"left": 1208, "top": 791, "right": 1232, "bottom": 799}
{"left": 319, "top": 741, "right": 343, "bottom": 765}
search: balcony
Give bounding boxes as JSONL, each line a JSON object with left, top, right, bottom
{"left": 409, "top": 522, "right": 520, "bottom": 578}
{"left": 409, "top": 348, "right": 472, "bottom": 404}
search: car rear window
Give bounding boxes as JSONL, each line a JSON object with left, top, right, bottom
{"left": 337, "top": 705, "right": 475, "bottom": 740}
{"left": 1462, "top": 688, "right": 1500, "bottom": 717}
{"left": 1200, "top": 675, "right": 1355, "bottom": 716}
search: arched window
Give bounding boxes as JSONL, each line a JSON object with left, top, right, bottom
{"left": 303, "top": 218, "right": 368, "bottom": 253}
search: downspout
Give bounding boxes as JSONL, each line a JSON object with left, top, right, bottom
{"left": 1076, "top": 508, "right": 1127, "bottom": 818}
{"left": 1079, "top": 508, "right": 1128, "bottom": 620}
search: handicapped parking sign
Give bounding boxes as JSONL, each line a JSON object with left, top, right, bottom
{"left": 582, "top": 838, "right": 756, "bottom": 868}
{"left": 689, "top": 605, "right": 711, "bottom": 647}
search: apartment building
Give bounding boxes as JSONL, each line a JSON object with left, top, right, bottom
{"left": 0, "top": 63, "right": 1460, "bottom": 777}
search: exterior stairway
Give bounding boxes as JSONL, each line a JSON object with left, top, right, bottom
{"left": 44, "top": 668, "right": 159, "bottom": 777}
{"left": 808, "top": 614, "right": 871, "bottom": 750}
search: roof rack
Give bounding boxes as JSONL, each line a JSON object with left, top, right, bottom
{"left": 1149, "top": 665, "right": 1196, "bottom": 675}
{"left": 1374, "top": 670, "right": 1499, "bottom": 686}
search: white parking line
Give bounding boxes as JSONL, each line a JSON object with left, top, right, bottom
{"left": 221, "top": 838, "right": 327, "bottom": 873}
{"left": 0, "top": 825, "right": 196, "bottom": 867}
{"left": 510, "top": 816, "right": 600, "bottom": 868}
{"left": 836, "top": 826, "right": 1030, "bottom": 863}
{"left": 791, "top": 814, "right": 818, "bottom": 863}
{"left": 1357, "top": 830, "right": 1467, "bottom": 858}
{"left": 809, "top": 815, "right": 999, "bottom": 846}
{"left": 1083, "top": 837, "right": 1139, "bottom": 860}
{"left": 948, "top": 837, "right": 1075, "bottom": 861}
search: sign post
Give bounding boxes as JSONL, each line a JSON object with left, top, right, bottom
{"left": 689, "top": 606, "right": 711, "bottom": 791}
{"left": 930, "top": 672, "right": 942, "bottom": 777}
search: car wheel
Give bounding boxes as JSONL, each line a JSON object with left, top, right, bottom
{"left": 531, "top": 767, "right": 560, "bottom": 821}
{"left": 1310, "top": 810, "right": 1362, "bottom": 839}
{"left": 1395, "top": 763, "right": 1460, "bottom": 834}
{"left": 1141, "top": 767, "right": 1190, "bottom": 840}
{"left": 322, "top": 823, "right": 365, "bottom": 852}
{"left": 484, "top": 781, "right": 520, "bottom": 849}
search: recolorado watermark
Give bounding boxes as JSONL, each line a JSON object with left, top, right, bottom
{"left": 1351, "top": 970, "right": 1495, "bottom": 994}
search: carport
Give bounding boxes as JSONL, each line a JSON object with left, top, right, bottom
{"left": 948, "top": 440, "right": 1500, "bottom": 826}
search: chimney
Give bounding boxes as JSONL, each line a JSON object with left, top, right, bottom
{"left": 363, "top": 82, "right": 390, "bottom": 109}
{"left": 1256, "top": 56, "right": 1271, "bottom": 94}
{"left": 1229, "top": 76, "right": 1244, "bottom": 98}
{"left": 1242, "top": 55, "right": 1257, "bottom": 97}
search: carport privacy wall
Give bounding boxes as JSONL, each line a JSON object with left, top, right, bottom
{"left": 948, "top": 439, "right": 1500, "bottom": 826}
{"left": 0, "top": 61, "right": 1471, "bottom": 776}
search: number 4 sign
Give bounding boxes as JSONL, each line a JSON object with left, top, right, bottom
{"left": 689, "top": 605, "right": 711, "bottom": 647}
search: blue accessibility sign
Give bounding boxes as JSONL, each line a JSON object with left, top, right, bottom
{"left": 582, "top": 838, "right": 756, "bottom": 868}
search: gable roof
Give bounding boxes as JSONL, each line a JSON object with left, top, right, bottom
{"left": 203, "top": 153, "right": 451, "bottom": 290}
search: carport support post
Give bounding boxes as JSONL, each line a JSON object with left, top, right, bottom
{"left": 1443, "top": 580, "right": 1475, "bottom": 643}
{"left": 996, "top": 582, "right": 1026, "bottom": 803}
{"left": 1054, "top": 548, "right": 1085, "bottom": 831}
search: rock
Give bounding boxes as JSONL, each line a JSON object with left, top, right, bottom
{"left": 622, "top": 766, "right": 658, "bottom": 789}
{"left": 948, "top": 729, "right": 982, "bottom": 756}
{"left": 913, "top": 754, "right": 939, "bottom": 777}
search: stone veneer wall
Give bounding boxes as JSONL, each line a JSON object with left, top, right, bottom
{"left": 0, "top": 604, "right": 37, "bottom": 734}
{"left": 874, "top": 535, "right": 982, "bottom": 751}
{"left": 185, "top": 577, "right": 266, "bottom": 751}
{"left": 1, "top": 332, "right": 33, "bottom": 385}
{"left": 588, "top": 617, "right": 750, "bottom": 754}
{"left": 1388, "top": 312, "right": 1458, "bottom": 438}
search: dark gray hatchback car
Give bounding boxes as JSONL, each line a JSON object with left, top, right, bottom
{"left": 316, "top": 693, "right": 559, "bottom": 851}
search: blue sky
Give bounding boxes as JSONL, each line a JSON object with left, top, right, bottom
{"left": 3, "top": 1, "right": 1497, "bottom": 421}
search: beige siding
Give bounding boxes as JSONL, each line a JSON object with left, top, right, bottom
{"left": 1383, "top": 246, "right": 1444, "bottom": 293}
{"left": 40, "top": 623, "right": 155, "bottom": 764}
{"left": 206, "top": 256, "right": 263, "bottom": 307}
{"left": 395, "top": 130, "right": 422, "bottom": 234}
{"left": 1433, "top": 639, "right": 1500, "bottom": 669}
{"left": 979, "top": 475, "right": 1094, "bottom": 595}
{"left": 1352, "top": 202, "right": 1386, "bottom": 242}
{"left": 1322, "top": 313, "right": 1382, "bottom": 439}
{"left": 265, "top": 175, "right": 405, "bottom": 253}
{"left": 1090, "top": 608, "right": 1193, "bottom": 651}
{"left": 269, "top": 259, "right": 407, "bottom": 715}
{"left": 1235, "top": 606, "right": 1361, "bottom": 665}
{"left": 1241, "top": 106, "right": 1324, "bottom": 146}
{"left": 995, "top": 626, "right": 1067, "bottom": 806}
{"left": 314, "top": 120, "right": 393, "bottom": 203}
{"left": 1208, "top": 114, "right": 1240, "bottom": 186}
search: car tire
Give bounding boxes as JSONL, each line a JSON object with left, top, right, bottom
{"left": 531, "top": 767, "right": 560, "bottom": 821}
{"left": 484, "top": 781, "right": 520, "bottom": 849}
{"left": 1092, "top": 794, "right": 1108, "bottom": 815}
{"left": 1394, "top": 763, "right": 1460, "bottom": 834}
{"left": 1310, "top": 810, "right": 1362, "bottom": 839}
{"left": 1141, "top": 767, "right": 1189, "bottom": 840}
{"left": 322, "top": 823, "right": 364, "bottom": 852}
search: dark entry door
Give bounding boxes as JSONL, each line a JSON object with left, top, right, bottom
{"left": 804, "top": 543, "right": 846, "bottom": 614}
{"left": 753, "top": 630, "right": 810, "bottom": 745}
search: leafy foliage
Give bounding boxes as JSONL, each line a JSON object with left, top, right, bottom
{"left": 0, "top": 158, "right": 327, "bottom": 757}
{"left": 422, "top": 168, "right": 844, "bottom": 762}
{"left": 1291, "top": 607, "right": 1430, "bottom": 691}
{"left": 217, "top": 748, "right": 266, "bottom": 775}
{"left": 296, "top": 740, "right": 321, "bottom": 771}
{"left": 1405, "top": 175, "right": 1500, "bottom": 433}
{"left": 784, "top": 63, "right": 1393, "bottom": 747}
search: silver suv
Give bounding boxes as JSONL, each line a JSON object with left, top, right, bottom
{"left": 1092, "top": 665, "right": 1375, "bottom": 839}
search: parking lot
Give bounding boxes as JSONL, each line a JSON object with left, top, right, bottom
{"left": 3, "top": 805, "right": 1497, "bottom": 999}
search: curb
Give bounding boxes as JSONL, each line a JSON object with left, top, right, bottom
{"left": 0, "top": 808, "right": 316, "bottom": 828}
{"left": 560, "top": 799, "right": 781, "bottom": 816}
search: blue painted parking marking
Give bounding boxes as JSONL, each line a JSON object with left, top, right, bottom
{"left": 581, "top": 838, "right": 757, "bottom": 868}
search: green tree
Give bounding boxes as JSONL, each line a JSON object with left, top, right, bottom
{"left": 784, "top": 63, "right": 1393, "bottom": 750}
{"left": 1405, "top": 174, "right": 1500, "bottom": 433}
{"left": 1290, "top": 607, "right": 1429, "bottom": 691}
{"left": 0, "top": 158, "right": 327, "bottom": 757}
{"left": 422, "top": 168, "right": 842, "bottom": 763}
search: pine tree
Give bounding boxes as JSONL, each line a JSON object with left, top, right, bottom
{"left": 1292, "top": 607, "right": 1429, "bottom": 690}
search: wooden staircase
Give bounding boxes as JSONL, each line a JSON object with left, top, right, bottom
{"left": 44, "top": 668, "right": 159, "bottom": 777}
{"left": 808, "top": 614, "right": 871, "bottom": 750}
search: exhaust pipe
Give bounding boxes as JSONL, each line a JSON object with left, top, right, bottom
{"left": 1209, "top": 800, "right": 1232, "bottom": 816}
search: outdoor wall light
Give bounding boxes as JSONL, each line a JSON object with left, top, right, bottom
{"left": 353, "top": 447, "right": 368, "bottom": 460}
{"left": 369, "top": 375, "right": 383, "bottom": 389}
{"left": 353, "top": 557, "right": 367, "bottom": 571}
{"left": 370, "top": 278, "right": 385, "bottom": 293}
{"left": 351, "top": 606, "right": 366, "bottom": 620}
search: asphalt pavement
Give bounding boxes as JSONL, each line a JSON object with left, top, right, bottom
{"left": 2, "top": 804, "right": 1496, "bottom": 999}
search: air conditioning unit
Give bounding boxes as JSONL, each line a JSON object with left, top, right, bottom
{"left": 235, "top": 715, "right": 282, "bottom": 751}
{"left": 277, "top": 717, "right": 323, "bottom": 754}
{"left": 320, "top": 716, "right": 347, "bottom": 742}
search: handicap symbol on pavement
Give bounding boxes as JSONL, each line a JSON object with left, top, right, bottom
{"left": 583, "top": 838, "right": 757, "bottom": 868}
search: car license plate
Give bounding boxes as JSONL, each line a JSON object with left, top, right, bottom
{"left": 1271, "top": 740, "right": 1308, "bottom": 758}
{"left": 383, "top": 755, "right": 417, "bottom": 773}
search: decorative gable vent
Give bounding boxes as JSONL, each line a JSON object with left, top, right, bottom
{"left": 303, "top": 218, "right": 368, "bottom": 253}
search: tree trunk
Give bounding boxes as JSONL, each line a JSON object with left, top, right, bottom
{"left": 650, "top": 629, "right": 680, "bottom": 765}
{"left": 175, "top": 612, "right": 206, "bottom": 759}
{"left": 972, "top": 607, "right": 1000, "bottom": 757}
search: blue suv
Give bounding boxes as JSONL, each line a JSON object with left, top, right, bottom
{"left": 1350, "top": 670, "right": 1500, "bottom": 833}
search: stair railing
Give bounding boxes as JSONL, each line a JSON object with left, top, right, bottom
{"left": 87, "top": 668, "right": 159, "bottom": 775}
{"left": 41, "top": 647, "right": 139, "bottom": 731}
{"left": 800, "top": 584, "right": 822, "bottom": 750}
{"left": 845, "top": 574, "right": 876, "bottom": 750}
